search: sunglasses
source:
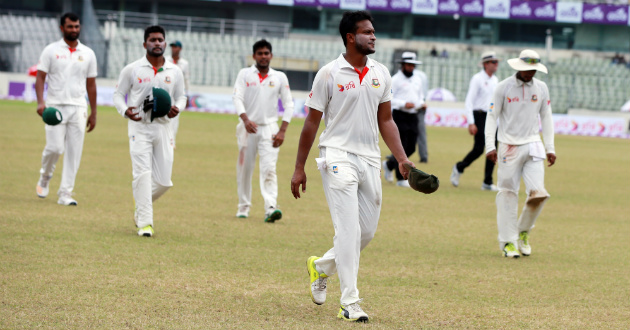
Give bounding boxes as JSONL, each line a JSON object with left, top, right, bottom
{"left": 487, "top": 60, "right": 499, "bottom": 64}
{"left": 521, "top": 57, "right": 541, "bottom": 64}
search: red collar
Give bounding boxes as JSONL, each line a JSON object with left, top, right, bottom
{"left": 69, "top": 47, "right": 77, "bottom": 54}
{"left": 354, "top": 67, "right": 369, "bottom": 84}
{"left": 258, "top": 72, "right": 268, "bottom": 83}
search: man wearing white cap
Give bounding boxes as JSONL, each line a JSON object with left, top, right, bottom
{"left": 383, "top": 51, "right": 426, "bottom": 187}
{"left": 451, "top": 51, "right": 499, "bottom": 191}
{"left": 485, "top": 49, "right": 556, "bottom": 258}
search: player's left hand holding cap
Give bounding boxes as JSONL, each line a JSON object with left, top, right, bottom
{"left": 150, "top": 87, "right": 172, "bottom": 122}
{"left": 42, "top": 107, "right": 62, "bottom": 125}
{"left": 403, "top": 163, "right": 439, "bottom": 194}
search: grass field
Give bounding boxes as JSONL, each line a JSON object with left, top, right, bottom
{"left": 1, "top": 99, "right": 629, "bottom": 329}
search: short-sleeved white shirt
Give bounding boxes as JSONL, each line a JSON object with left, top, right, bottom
{"left": 113, "top": 56, "right": 187, "bottom": 125}
{"left": 37, "top": 39, "right": 97, "bottom": 106}
{"left": 305, "top": 54, "right": 393, "bottom": 168}
{"left": 165, "top": 56, "right": 190, "bottom": 93}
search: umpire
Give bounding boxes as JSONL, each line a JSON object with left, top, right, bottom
{"left": 383, "top": 52, "right": 426, "bottom": 187}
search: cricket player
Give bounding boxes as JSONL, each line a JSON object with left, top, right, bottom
{"left": 233, "top": 39, "right": 294, "bottom": 222}
{"left": 35, "top": 12, "right": 98, "bottom": 206}
{"left": 291, "top": 11, "right": 413, "bottom": 322}
{"left": 165, "top": 40, "right": 190, "bottom": 148}
{"left": 383, "top": 51, "right": 426, "bottom": 188}
{"left": 485, "top": 49, "right": 556, "bottom": 258}
{"left": 113, "top": 25, "right": 187, "bottom": 237}
{"left": 451, "top": 51, "right": 500, "bottom": 191}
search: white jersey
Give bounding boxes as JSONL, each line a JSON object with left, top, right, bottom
{"left": 37, "top": 38, "right": 97, "bottom": 106}
{"left": 391, "top": 70, "right": 425, "bottom": 114}
{"left": 165, "top": 56, "right": 190, "bottom": 94}
{"left": 485, "top": 74, "right": 555, "bottom": 154}
{"left": 113, "top": 56, "right": 187, "bottom": 125}
{"left": 465, "top": 70, "right": 499, "bottom": 125}
{"left": 233, "top": 65, "right": 294, "bottom": 125}
{"left": 305, "top": 54, "right": 393, "bottom": 168}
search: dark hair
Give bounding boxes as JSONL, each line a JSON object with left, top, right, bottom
{"left": 339, "top": 11, "right": 373, "bottom": 47}
{"left": 253, "top": 39, "right": 272, "bottom": 54}
{"left": 144, "top": 25, "right": 166, "bottom": 42}
{"left": 60, "top": 13, "right": 80, "bottom": 26}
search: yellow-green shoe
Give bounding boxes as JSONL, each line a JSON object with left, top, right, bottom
{"left": 518, "top": 231, "right": 531, "bottom": 256}
{"left": 307, "top": 256, "right": 328, "bottom": 305}
{"left": 502, "top": 242, "right": 520, "bottom": 258}
{"left": 138, "top": 225, "right": 154, "bottom": 237}
{"left": 264, "top": 209, "right": 282, "bottom": 223}
{"left": 337, "top": 302, "right": 369, "bottom": 322}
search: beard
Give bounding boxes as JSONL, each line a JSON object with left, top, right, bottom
{"left": 354, "top": 41, "right": 375, "bottom": 55}
{"left": 147, "top": 46, "right": 164, "bottom": 57}
{"left": 64, "top": 32, "right": 79, "bottom": 41}
{"left": 402, "top": 69, "right": 414, "bottom": 78}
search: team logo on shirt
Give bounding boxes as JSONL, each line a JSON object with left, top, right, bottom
{"left": 165, "top": 76, "right": 171, "bottom": 84}
{"left": 333, "top": 166, "right": 338, "bottom": 174}
{"left": 269, "top": 81, "right": 275, "bottom": 87}
{"left": 531, "top": 94, "right": 538, "bottom": 102}
{"left": 371, "top": 78, "right": 380, "bottom": 88}
{"left": 78, "top": 56, "right": 84, "bottom": 62}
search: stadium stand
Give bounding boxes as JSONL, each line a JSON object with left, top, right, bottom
{"left": 2, "top": 12, "right": 629, "bottom": 113}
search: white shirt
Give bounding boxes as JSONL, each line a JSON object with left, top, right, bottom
{"left": 165, "top": 56, "right": 190, "bottom": 94}
{"left": 391, "top": 70, "right": 425, "bottom": 114}
{"left": 37, "top": 39, "right": 97, "bottom": 106}
{"left": 305, "top": 54, "right": 393, "bottom": 168}
{"left": 485, "top": 74, "right": 555, "bottom": 154}
{"left": 465, "top": 70, "right": 499, "bottom": 125}
{"left": 113, "top": 56, "right": 187, "bottom": 125}
{"left": 233, "top": 65, "right": 294, "bottom": 125}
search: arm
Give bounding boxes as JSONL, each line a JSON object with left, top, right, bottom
{"left": 378, "top": 101, "right": 414, "bottom": 179}
{"left": 113, "top": 65, "right": 140, "bottom": 121}
{"left": 540, "top": 86, "right": 556, "bottom": 167}
{"left": 232, "top": 70, "right": 256, "bottom": 133}
{"left": 168, "top": 68, "right": 187, "bottom": 118}
{"left": 86, "top": 77, "right": 97, "bottom": 132}
{"left": 485, "top": 84, "right": 503, "bottom": 163}
{"left": 464, "top": 76, "right": 477, "bottom": 133}
{"left": 35, "top": 71, "right": 47, "bottom": 116}
{"left": 290, "top": 109, "right": 323, "bottom": 199}
{"left": 273, "top": 74, "right": 295, "bottom": 148}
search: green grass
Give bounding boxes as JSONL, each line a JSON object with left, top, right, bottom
{"left": 1, "top": 99, "right": 628, "bottom": 329}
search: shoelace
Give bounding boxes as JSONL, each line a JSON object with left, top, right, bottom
{"left": 315, "top": 277, "right": 327, "bottom": 290}
{"left": 345, "top": 299, "right": 364, "bottom": 313}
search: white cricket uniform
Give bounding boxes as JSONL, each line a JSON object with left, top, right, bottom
{"left": 232, "top": 65, "right": 294, "bottom": 214}
{"left": 165, "top": 56, "right": 190, "bottom": 147}
{"left": 113, "top": 56, "right": 186, "bottom": 229}
{"left": 37, "top": 38, "right": 97, "bottom": 196}
{"left": 391, "top": 70, "right": 425, "bottom": 113}
{"left": 305, "top": 54, "right": 392, "bottom": 306}
{"left": 485, "top": 74, "right": 555, "bottom": 250}
{"left": 465, "top": 70, "right": 499, "bottom": 124}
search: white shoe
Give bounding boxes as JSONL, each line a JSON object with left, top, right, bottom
{"left": 338, "top": 301, "right": 369, "bottom": 322}
{"left": 236, "top": 206, "right": 249, "bottom": 218}
{"left": 137, "top": 225, "right": 154, "bottom": 237}
{"left": 450, "top": 165, "right": 461, "bottom": 187}
{"left": 36, "top": 175, "right": 51, "bottom": 198}
{"left": 382, "top": 160, "right": 393, "bottom": 183}
{"left": 481, "top": 183, "right": 499, "bottom": 191}
{"left": 396, "top": 180, "right": 410, "bottom": 188}
{"left": 502, "top": 243, "right": 520, "bottom": 258}
{"left": 57, "top": 193, "right": 77, "bottom": 206}
{"left": 518, "top": 231, "right": 531, "bottom": 256}
{"left": 307, "top": 256, "right": 327, "bottom": 305}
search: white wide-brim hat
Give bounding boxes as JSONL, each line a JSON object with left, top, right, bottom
{"left": 396, "top": 51, "right": 422, "bottom": 65}
{"left": 507, "top": 49, "right": 548, "bottom": 74}
{"left": 479, "top": 51, "right": 500, "bottom": 66}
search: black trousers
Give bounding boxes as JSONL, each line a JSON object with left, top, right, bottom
{"left": 456, "top": 110, "right": 496, "bottom": 185}
{"left": 386, "top": 110, "right": 418, "bottom": 181}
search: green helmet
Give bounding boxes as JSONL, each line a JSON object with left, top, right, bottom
{"left": 151, "top": 87, "right": 172, "bottom": 122}
{"left": 42, "top": 107, "right": 62, "bottom": 125}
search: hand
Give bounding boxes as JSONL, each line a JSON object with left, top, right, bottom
{"left": 272, "top": 130, "right": 285, "bottom": 148}
{"left": 291, "top": 168, "right": 307, "bottom": 199}
{"left": 125, "top": 107, "right": 141, "bottom": 121}
{"left": 36, "top": 103, "right": 45, "bottom": 117}
{"left": 404, "top": 102, "right": 415, "bottom": 109}
{"left": 167, "top": 106, "right": 179, "bottom": 118}
{"left": 86, "top": 113, "right": 97, "bottom": 132}
{"left": 244, "top": 119, "right": 258, "bottom": 134}
{"left": 468, "top": 124, "right": 478, "bottom": 135}
{"left": 547, "top": 153, "right": 556, "bottom": 167}
{"left": 486, "top": 150, "right": 498, "bottom": 164}
{"left": 398, "top": 159, "right": 415, "bottom": 180}
{"left": 419, "top": 104, "right": 427, "bottom": 111}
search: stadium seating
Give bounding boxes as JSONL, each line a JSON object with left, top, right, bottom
{"left": 2, "top": 13, "right": 629, "bottom": 113}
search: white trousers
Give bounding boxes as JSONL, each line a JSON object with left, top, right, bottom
{"left": 314, "top": 147, "right": 382, "bottom": 306}
{"left": 40, "top": 104, "right": 87, "bottom": 196}
{"left": 496, "top": 143, "right": 550, "bottom": 249}
{"left": 236, "top": 121, "right": 279, "bottom": 212}
{"left": 129, "top": 121, "right": 174, "bottom": 228}
{"left": 170, "top": 115, "right": 179, "bottom": 148}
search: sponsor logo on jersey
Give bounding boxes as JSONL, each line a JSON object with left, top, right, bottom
{"left": 137, "top": 77, "right": 142, "bottom": 84}
{"left": 531, "top": 94, "right": 537, "bottom": 102}
{"left": 371, "top": 78, "right": 380, "bottom": 88}
{"left": 502, "top": 156, "right": 507, "bottom": 163}
{"left": 337, "top": 84, "right": 345, "bottom": 92}
{"left": 144, "top": 78, "right": 151, "bottom": 83}
{"left": 246, "top": 81, "right": 257, "bottom": 87}
{"left": 489, "top": 102, "right": 494, "bottom": 112}
{"left": 55, "top": 54, "right": 67, "bottom": 60}
{"left": 339, "top": 81, "right": 356, "bottom": 92}
{"left": 333, "top": 165, "right": 338, "bottom": 174}
{"left": 507, "top": 96, "right": 520, "bottom": 103}
{"left": 132, "top": 135, "right": 135, "bottom": 141}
